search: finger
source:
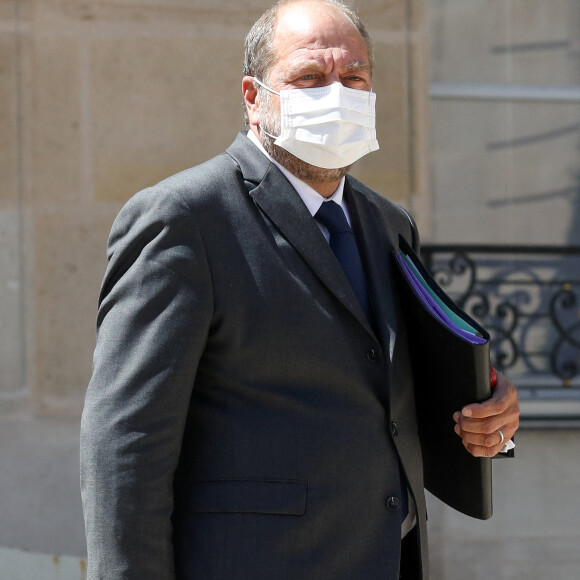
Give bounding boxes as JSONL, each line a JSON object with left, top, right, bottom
{"left": 456, "top": 412, "right": 519, "bottom": 437}
{"left": 460, "top": 420, "right": 498, "bottom": 436}
{"left": 454, "top": 423, "right": 506, "bottom": 447}
{"left": 460, "top": 376, "right": 518, "bottom": 419}
{"left": 461, "top": 392, "right": 510, "bottom": 419}
{"left": 459, "top": 410, "right": 519, "bottom": 437}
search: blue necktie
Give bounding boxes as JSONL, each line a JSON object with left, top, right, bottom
{"left": 315, "top": 201, "right": 371, "bottom": 319}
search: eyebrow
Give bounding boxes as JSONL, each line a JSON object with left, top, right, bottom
{"left": 285, "top": 60, "right": 371, "bottom": 77}
{"left": 345, "top": 61, "right": 371, "bottom": 72}
{"left": 284, "top": 61, "right": 325, "bottom": 77}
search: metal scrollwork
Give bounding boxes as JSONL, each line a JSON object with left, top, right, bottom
{"left": 464, "top": 291, "right": 490, "bottom": 319}
{"left": 487, "top": 298, "right": 520, "bottom": 370}
{"left": 550, "top": 287, "right": 580, "bottom": 349}
{"left": 549, "top": 287, "right": 580, "bottom": 381}
{"left": 489, "top": 329, "right": 519, "bottom": 370}
{"left": 431, "top": 252, "right": 476, "bottom": 302}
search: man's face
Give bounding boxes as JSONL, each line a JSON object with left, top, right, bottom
{"left": 257, "top": 1, "right": 372, "bottom": 183}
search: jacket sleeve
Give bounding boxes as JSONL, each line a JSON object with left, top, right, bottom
{"left": 80, "top": 186, "right": 213, "bottom": 579}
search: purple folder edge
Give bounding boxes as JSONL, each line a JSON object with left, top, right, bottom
{"left": 395, "top": 253, "right": 487, "bottom": 345}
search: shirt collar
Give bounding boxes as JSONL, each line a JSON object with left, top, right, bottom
{"left": 246, "top": 131, "right": 346, "bottom": 218}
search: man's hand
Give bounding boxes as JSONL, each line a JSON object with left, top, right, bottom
{"left": 453, "top": 371, "right": 520, "bottom": 457}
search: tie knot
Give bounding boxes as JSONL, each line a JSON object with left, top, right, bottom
{"left": 315, "top": 201, "right": 351, "bottom": 234}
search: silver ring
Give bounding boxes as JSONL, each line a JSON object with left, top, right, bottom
{"left": 498, "top": 429, "right": 505, "bottom": 444}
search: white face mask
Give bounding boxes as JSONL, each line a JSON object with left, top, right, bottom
{"left": 254, "top": 79, "right": 380, "bottom": 170}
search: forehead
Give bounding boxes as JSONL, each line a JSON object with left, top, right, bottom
{"left": 272, "top": 2, "right": 369, "bottom": 69}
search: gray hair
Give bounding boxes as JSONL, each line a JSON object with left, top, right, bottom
{"left": 243, "top": 0, "right": 374, "bottom": 83}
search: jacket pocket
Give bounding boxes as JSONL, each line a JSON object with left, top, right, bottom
{"left": 186, "top": 478, "right": 308, "bottom": 516}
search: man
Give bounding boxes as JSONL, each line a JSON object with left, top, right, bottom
{"left": 80, "top": 1, "right": 520, "bottom": 578}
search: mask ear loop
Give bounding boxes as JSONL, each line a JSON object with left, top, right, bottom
{"left": 252, "top": 77, "right": 281, "bottom": 96}
{"left": 252, "top": 77, "right": 281, "bottom": 140}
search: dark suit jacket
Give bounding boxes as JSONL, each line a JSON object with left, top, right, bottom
{"left": 80, "top": 132, "right": 428, "bottom": 579}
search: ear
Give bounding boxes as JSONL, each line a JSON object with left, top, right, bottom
{"left": 242, "top": 76, "right": 260, "bottom": 129}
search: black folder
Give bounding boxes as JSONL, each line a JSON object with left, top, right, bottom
{"left": 393, "top": 236, "right": 492, "bottom": 520}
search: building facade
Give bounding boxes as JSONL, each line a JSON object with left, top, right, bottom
{"left": 1, "top": 1, "right": 579, "bottom": 578}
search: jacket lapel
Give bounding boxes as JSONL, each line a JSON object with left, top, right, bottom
{"left": 227, "top": 133, "right": 374, "bottom": 336}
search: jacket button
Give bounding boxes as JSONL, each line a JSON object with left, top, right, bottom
{"left": 366, "top": 348, "right": 379, "bottom": 363}
{"left": 386, "top": 496, "right": 401, "bottom": 512}
{"left": 391, "top": 422, "right": 399, "bottom": 437}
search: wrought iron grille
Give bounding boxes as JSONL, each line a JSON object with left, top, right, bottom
{"left": 421, "top": 245, "right": 580, "bottom": 420}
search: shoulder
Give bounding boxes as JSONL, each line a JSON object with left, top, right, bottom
{"left": 108, "top": 150, "right": 246, "bottom": 247}
{"left": 126, "top": 151, "right": 243, "bottom": 215}
{"left": 112, "top": 131, "right": 267, "bottom": 234}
